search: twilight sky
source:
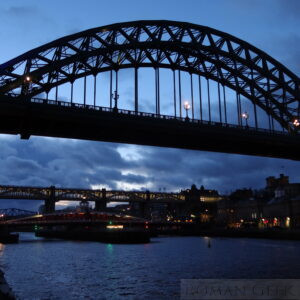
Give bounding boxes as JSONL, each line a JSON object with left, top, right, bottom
{"left": 0, "top": 0, "right": 299, "bottom": 210}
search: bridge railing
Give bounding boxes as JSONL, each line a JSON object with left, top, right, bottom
{"left": 7, "top": 93, "right": 298, "bottom": 136}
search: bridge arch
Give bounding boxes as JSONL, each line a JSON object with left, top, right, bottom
{"left": 0, "top": 20, "right": 299, "bottom": 132}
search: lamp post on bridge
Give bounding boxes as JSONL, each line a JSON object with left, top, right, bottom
{"left": 241, "top": 112, "right": 249, "bottom": 127}
{"left": 289, "top": 118, "right": 300, "bottom": 133}
{"left": 184, "top": 101, "right": 191, "bottom": 120}
{"left": 21, "top": 75, "right": 32, "bottom": 95}
{"left": 112, "top": 90, "right": 119, "bottom": 112}
{"left": 293, "top": 118, "right": 300, "bottom": 127}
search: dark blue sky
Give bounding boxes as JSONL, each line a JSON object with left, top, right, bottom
{"left": 0, "top": 0, "right": 299, "bottom": 210}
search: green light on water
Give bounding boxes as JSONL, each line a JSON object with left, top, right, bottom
{"left": 109, "top": 221, "right": 113, "bottom": 225}
{"left": 107, "top": 243, "right": 113, "bottom": 253}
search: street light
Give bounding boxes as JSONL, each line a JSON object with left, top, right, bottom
{"left": 24, "top": 75, "right": 31, "bottom": 82}
{"left": 293, "top": 118, "right": 300, "bottom": 127}
{"left": 184, "top": 101, "right": 191, "bottom": 119}
{"left": 241, "top": 112, "right": 249, "bottom": 127}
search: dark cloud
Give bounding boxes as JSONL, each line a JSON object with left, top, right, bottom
{"left": 1, "top": 131, "right": 300, "bottom": 211}
{"left": 5, "top": 6, "right": 38, "bottom": 16}
{"left": 275, "top": 35, "right": 300, "bottom": 76}
{"left": 277, "top": 0, "right": 300, "bottom": 20}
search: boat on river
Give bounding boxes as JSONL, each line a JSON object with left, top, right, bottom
{"left": 33, "top": 211, "right": 150, "bottom": 243}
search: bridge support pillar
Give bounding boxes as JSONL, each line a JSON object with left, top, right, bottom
{"left": 139, "top": 202, "right": 150, "bottom": 219}
{"left": 44, "top": 199, "right": 55, "bottom": 213}
{"left": 138, "top": 191, "right": 151, "bottom": 219}
{"left": 95, "top": 188, "right": 107, "bottom": 211}
{"left": 44, "top": 185, "right": 56, "bottom": 213}
{"left": 95, "top": 200, "right": 106, "bottom": 211}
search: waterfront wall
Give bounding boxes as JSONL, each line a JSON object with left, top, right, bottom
{"left": 0, "top": 269, "right": 15, "bottom": 299}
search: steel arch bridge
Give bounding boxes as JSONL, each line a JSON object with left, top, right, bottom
{"left": 0, "top": 20, "right": 299, "bottom": 159}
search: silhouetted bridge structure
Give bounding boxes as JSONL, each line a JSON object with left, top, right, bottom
{"left": 0, "top": 184, "right": 188, "bottom": 214}
{"left": 0, "top": 212, "right": 194, "bottom": 237}
{"left": 0, "top": 20, "right": 299, "bottom": 159}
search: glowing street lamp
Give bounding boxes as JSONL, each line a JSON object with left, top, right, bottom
{"left": 241, "top": 112, "right": 249, "bottom": 127}
{"left": 184, "top": 101, "right": 191, "bottom": 119}
{"left": 24, "top": 75, "right": 31, "bottom": 83}
{"left": 293, "top": 118, "right": 300, "bottom": 127}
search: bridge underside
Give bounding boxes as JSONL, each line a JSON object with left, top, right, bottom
{"left": 1, "top": 96, "right": 300, "bottom": 160}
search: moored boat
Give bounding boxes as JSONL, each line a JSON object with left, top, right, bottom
{"left": 33, "top": 211, "right": 150, "bottom": 243}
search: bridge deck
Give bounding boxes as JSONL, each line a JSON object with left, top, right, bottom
{"left": 1, "top": 95, "right": 299, "bottom": 160}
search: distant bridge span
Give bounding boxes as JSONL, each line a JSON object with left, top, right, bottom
{"left": 0, "top": 20, "right": 299, "bottom": 159}
{"left": 0, "top": 184, "right": 187, "bottom": 213}
{"left": 0, "top": 184, "right": 184, "bottom": 202}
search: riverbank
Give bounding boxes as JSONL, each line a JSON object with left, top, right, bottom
{"left": 196, "top": 228, "right": 300, "bottom": 240}
{"left": 150, "top": 224, "right": 300, "bottom": 240}
{"left": 0, "top": 269, "right": 15, "bottom": 299}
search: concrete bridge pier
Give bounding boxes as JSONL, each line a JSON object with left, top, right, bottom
{"left": 95, "top": 188, "right": 107, "bottom": 211}
{"left": 44, "top": 199, "right": 55, "bottom": 213}
{"left": 44, "top": 185, "right": 56, "bottom": 213}
{"left": 95, "top": 200, "right": 107, "bottom": 211}
{"left": 139, "top": 202, "right": 150, "bottom": 219}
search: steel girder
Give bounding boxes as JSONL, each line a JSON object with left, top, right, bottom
{"left": 0, "top": 20, "right": 299, "bottom": 131}
{"left": 0, "top": 185, "right": 185, "bottom": 202}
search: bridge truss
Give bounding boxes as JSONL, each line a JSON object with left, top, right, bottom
{"left": 0, "top": 20, "right": 299, "bottom": 132}
{"left": 0, "top": 20, "right": 299, "bottom": 159}
{"left": 0, "top": 185, "right": 185, "bottom": 203}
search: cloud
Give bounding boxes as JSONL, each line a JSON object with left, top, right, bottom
{"left": 5, "top": 5, "right": 38, "bottom": 16}
{"left": 276, "top": 35, "right": 300, "bottom": 76}
{"left": 277, "top": 0, "right": 300, "bottom": 20}
{"left": 0, "top": 134, "right": 299, "bottom": 211}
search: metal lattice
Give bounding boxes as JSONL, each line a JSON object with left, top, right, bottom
{"left": 0, "top": 20, "right": 299, "bottom": 131}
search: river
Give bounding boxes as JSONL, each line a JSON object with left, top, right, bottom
{"left": 0, "top": 233, "right": 299, "bottom": 299}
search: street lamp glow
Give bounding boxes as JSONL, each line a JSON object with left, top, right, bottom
{"left": 241, "top": 112, "right": 249, "bottom": 120}
{"left": 25, "top": 76, "right": 31, "bottom": 82}
{"left": 293, "top": 118, "right": 300, "bottom": 127}
{"left": 241, "top": 112, "right": 249, "bottom": 126}
{"left": 184, "top": 101, "right": 191, "bottom": 118}
{"left": 184, "top": 101, "right": 191, "bottom": 110}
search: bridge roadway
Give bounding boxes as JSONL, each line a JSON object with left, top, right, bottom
{"left": 1, "top": 95, "right": 300, "bottom": 160}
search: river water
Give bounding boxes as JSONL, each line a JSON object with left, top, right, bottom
{"left": 0, "top": 233, "right": 299, "bottom": 300}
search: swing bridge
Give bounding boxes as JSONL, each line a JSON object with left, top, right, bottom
{"left": 0, "top": 20, "right": 299, "bottom": 159}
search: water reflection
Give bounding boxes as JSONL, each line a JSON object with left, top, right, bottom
{"left": 0, "top": 233, "right": 299, "bottom": 300}
{"left": 0, "top": 243, "right": 5, "bottom": 257}
{"left": 106, "top": 243, "right": 113, "bottom": 254}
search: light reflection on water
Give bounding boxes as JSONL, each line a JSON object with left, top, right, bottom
{"left": 0, "top": 233, "right": 299, "bottom": 300}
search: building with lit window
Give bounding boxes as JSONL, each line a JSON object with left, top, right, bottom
{"left": 216, "top": 174, "right": 300, "bottom": 229}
